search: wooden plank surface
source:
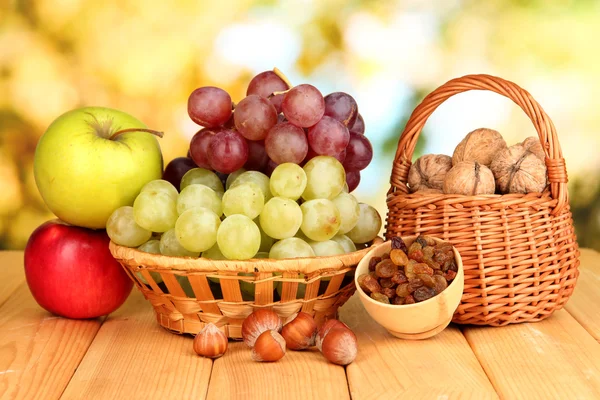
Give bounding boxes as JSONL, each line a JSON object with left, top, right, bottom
{"left": 340, "top": 296, "right": 498, "bottom": 399}
{"left": 60, "top": 290, "right": 212, "bottom": 400}
{"left": 565, "top": 248, "right": 600, "bottom": 341}
{"left": 0, "top": 284, "right": 103, "bottom": 400}
{"left": 207, "top": 343, "right": 349, "bottom": 400}
{"left": 0, "top": 251, "right": 26, "bottom": 307}
{"left": 464, "top": 309, "right": 600, "bottom": 399}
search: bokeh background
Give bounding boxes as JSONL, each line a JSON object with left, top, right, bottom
{"left": 1, "top": 0, "right": 599, "bottom": 250}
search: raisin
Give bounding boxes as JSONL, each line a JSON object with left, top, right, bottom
{"left": 407, "top": 278, "right": 424, "bottom": 293}
{"left": 418, "top": 273, "right": 435, "bottom": 288}
{"left": 390, "top": 249, "right": 409, "bottom": 266}
{"left": 375, "top": 259, "right": 398, "bottom": 278}
{"left": 444, "top": 270, "right": 457, "bottom": 282}
{"left": 416, "top": 236, "right": 429, "bottom": 248}
{"left": 442, "top": 259, "right": 457, "bottom": 272}
{"left": 370, "top": 292, "right": 390, "bottom": 304}
{"left": 424, "top": 258, "right": 441, "bottom": 270}
{"left": 413, "top": 286, "right": 436, "bottom": 302}
{"left": 391, "top": 271, "right": 408, "bottom": 285}
{"left": 392, "top": 296, "right": 405, "bottom": 305}
{"left": 382, "top": 287, "right": 396, "bottom": 299}
{"left": 362, "top": 274, "right": 381, "bottom": 293}
{"left": 405, "top": 295, "right": 416, "bottom": 304}
{"left": 396, "top": 283, "right": 410, "bottom": 297}
{"left": 408, "top": 243, "right": 424, "bottom": 262}
{"left": 391, "top": 236, "right": 408, "bottom": 253}
{"left": 368, "top": 256, "right": 382, "bottom": 272}
{"left": 357, "top": 274, "right": 369, "bottom": 291}
{"left": 413, "top": 263, "right": 433, "bottom": 276}
{"left": 423, "top": 246, "right": 434, "bottom": 260}
{"left": 434, "top": 270, "right": 444, "bottom": 276}
{"left": 433, "top": 275, "right": 448, "bottom": 293}
{"left": 381, "top": 252, "right": 391, "bottom": 260}
{"left": 380, "top": 278, "right": 395, "bottom": 289}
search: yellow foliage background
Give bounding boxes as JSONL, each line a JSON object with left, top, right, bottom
{"left": 1, "top": 0, "right": 599, "bottom": 250}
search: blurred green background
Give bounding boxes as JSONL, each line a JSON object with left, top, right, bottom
{"left": 1, "top": 0, "right": 599, "bottom": 250}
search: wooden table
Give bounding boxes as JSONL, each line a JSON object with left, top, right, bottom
{"left": 1, "top": 249, "right": 599, "bottom": 400}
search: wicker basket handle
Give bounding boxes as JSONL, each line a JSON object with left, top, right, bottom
{"left": 389, "top": 74, "right": 569, "bottom": 215}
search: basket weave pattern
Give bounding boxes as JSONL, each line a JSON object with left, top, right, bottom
{"left": 110, "top": 240, "right": 380, "bottom": 338}
{"left": 385, "top": 74, "right": 580, "bottom": 326}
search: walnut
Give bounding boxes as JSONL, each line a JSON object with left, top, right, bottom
{"left": 407, "top": 154, "right": 452, "bottom": 192}
{"left": 521, "top": 137, "right": 545, "bottom": 161}
{"left": 443, "top": 161, "right": 495, "bottom": 195}
{"left": 452, "top": 128, "right": 508, "bottom": 166}
{"left": 490, "top": 143, "right": 547, "bottom": 194}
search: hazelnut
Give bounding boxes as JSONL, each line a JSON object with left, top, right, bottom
{"left": 242, "top": 309, "right": 283, "bottom": 347}
{"left": 251, "top": 330, "right": 286, "bottom": 362}
{"left": 320, "top": 328, "right": 358, "bottom": 366}
{"left": 315, "top": 319, "right": 349, "bottom": 351}
{"left": 281, "top": 312, "right": 317, "bottom": 350}
{"left": 193, "top": 323, "right": 228, "bottom": 359}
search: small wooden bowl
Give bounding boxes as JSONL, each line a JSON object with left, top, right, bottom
{"left": 354, "top": 236, "right": 464, "bottom": 340}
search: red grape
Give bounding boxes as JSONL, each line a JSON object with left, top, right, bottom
{"left": 265, "top": 122, "right": 308, "bottom": 164}
{"left": 223, "top": 112, "right": 236, "bottom": 128}
{"left": 343, "top": 132, "right": 373, "bottom": 172}
{"left": 247, "top": 71, "right": 290, "bottom": 113}
{"left": 303, "top": 147, "right": 346, "bottom": 166}
{"left": 234, "top": 95, "right": 278, "bottom": 140}
{"left": 244, "top": 140, "right": 269, "bottom": 171}
{"left": 188, "top": 86, "right": 232, "bottom": 128}
{"left": 263, "top": 159, "right": 279, "bottom": 177}
{"left": 162, "top": 157, "right": 197, "bottom": 191}
{"left": 350, "top": 113, "right": 365, "bottom": 134}
{"left": 307, "top": 116, "right": 350, "bottom": 156}
{"left": 282, "top": 84, "right": 325, "bottom": 128}
{"left": 346, "top": 171, "right": 361, "bottom": 192}
{"left": 189, "top": 128, "right": 216, "bottom": 169}
{"left": 324, "top": 92, "right": 358, "bottom": 127}
{"left": 208, "top": 129, "right": 249, "bottom": 174}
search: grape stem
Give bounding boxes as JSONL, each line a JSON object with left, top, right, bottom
{"left": 273, "top": 67, "right": 293, "bottom": 88}
{"left": 109, "top": 128, "right": 165, "bottom": 141}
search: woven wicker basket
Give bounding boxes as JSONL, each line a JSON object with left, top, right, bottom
{"left": 109, "top": 238, "right": 381, "bottom": 338}
{"left": 385, "top": 74, "right": 580, "bottom": 326}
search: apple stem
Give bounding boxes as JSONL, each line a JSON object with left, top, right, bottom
{"left": 273, "top": 67, "right": 293, "bottom": 89}
{"left": 109, "top": 128, "right": 164, "bottom": 141}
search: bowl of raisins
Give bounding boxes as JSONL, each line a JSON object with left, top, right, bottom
{"left": 354, "top": 235, "right": 464, "bottom": 340}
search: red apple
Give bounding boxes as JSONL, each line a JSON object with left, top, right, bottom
{"left": 24, "top": 220, "right": 133, "bottom": 319}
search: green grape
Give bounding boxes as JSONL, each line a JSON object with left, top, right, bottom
{"left": 269, "top": 163, "right": 307, "bottom": 200}
{"left": 269, "top": 237, "right": 315, "bottom": 259}
{"left": 254, "top": 218, "right": 275, "bottom": 253}
{"left": 202, "top": 243, "right": 227, "bottom": 260}
{"left": 175, "top": 208, "right": 221, "bottom": 253}
{"left": 159, "top": 229, "right": 200, "bottom": 257}
{"left": 176, "top": 275, "right": 196, "bottom": 297}
{"left": 180, "top": 168, "right": 224, "bottom": 193}
{"left": 274, "top": 272, "right": 306, "bottom": 299}
{"left": 226, "top": 168, "right": 247, "bottom": 189}
{"left": 136, "top": 239, "right": 163, "bottom": 284}
{"left": 346, "top": 203, "right": 382, "bottom": 244}
{"left": 300, "top": 199, "right": 341, "bottom": 241}
{"left": 133, "top": 191, "right": 178, "bottom": 232}
{"left": 217, "top": 214, "right": 261, "bottom": 260}
{"left": 259, "top": 197, "right": 303, "bottom": 239}
{"left": 331, "top": 234, "right": 357, "bottom": 254}
{"left": 254, "top": 251, "right": 270, "bottom": 258}
{"left": 308, "top": 240, "right": 345, "bottom": 257}
{"left": 239, "top": 272, "right": 255, "bottom": 299}
{"left": 107, "top": 206, "right": 152, "bottom": 247}
{"left": 342, "top": 183, "right": 349, "bottom": 193}
{"left": 141, "top": 179, "right": 179, "bottom": 200}
{"left": 332, "top": 192, "right": 360, "bottom": 234}
{"left": 230, "top": 171, "right": 272, "bottom": 201}
{"left": 302, "top": 156, "right": 346, "bottom": 200}
{"left": 222, "top": 182, "right": 264, "bottom": 219}
{"left": 177, "top": 184, "right": 222, "bottom": 216}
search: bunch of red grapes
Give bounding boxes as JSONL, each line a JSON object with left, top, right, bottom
{"left": 163, "top": 69, "right": 373, "bottom": 193}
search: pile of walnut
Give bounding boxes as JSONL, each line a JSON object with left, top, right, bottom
{"left": 407, "top": 128, "right": 548, "bottom": 195}
{"left": 192, "top": 310, "right": 357, "bottom": 365}
{"left": 358, "top": 236, "right": 457, "bottom": 304}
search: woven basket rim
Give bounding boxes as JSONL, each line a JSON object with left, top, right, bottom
{"left": 109, "top": 237, "right": 383, "bottom": 274}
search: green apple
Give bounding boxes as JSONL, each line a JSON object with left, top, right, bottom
{"left": 34, "top": 107, "right": 163, "bottom": 229}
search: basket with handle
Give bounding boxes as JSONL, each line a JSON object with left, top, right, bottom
{"left": 109, "top": 238, "right": 382, "bottom": 338}
{"left": 385, "top": 74, "right": 580, "bottom": 326}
